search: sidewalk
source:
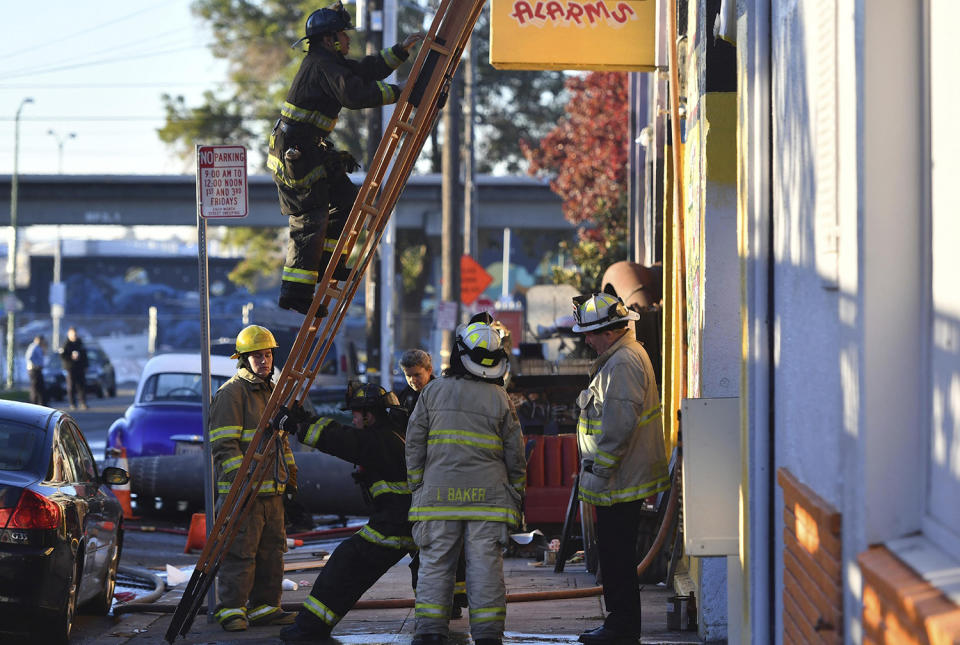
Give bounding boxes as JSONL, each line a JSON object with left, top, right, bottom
{"left": 104, "top": 548, "right": 703, "bottom": 645}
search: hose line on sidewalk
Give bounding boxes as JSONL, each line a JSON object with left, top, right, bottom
{"left": 114, "top": 461, "right": 681, "bottom": 616}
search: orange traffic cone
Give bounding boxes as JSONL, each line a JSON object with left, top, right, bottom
{"left": 107, "top": 446, "right": 137, "bottom": 520}
{"left": 184, "top": 512, "right": 207, "bottom": 553}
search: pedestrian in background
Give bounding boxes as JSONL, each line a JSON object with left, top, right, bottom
{"left": 397, "top": 348, "right": 433, "bottom": 421}
{"left": 209, "top": 325, "right": 298, "bottom": 631}
{"left": 270, "top": 1, "right": 423, "bottom": 315}
{"left": 571, "top": 292, "right": 669, "bottom": 645}
{"left": 25, "top": 335, "right": 47, "bottom": 406}
{"left": 60, "top": 327, "right": 88, "bottom": 410}
{"left": 406, "top": 313, "right": 526, "bottom": 645}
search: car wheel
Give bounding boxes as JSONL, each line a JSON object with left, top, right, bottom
{"left": 108, "top": 384, "right": 117, "bottom": 397}
{"left": 47, "top": 555, "right": 79, "bottom": 644}
{"left": 85, "top": 542, "right": 119, "bottom": 615}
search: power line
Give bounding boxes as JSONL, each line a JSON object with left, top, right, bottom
{"left": 0, "top": 44, "right": 207, "bottom": 81}
{"left": 0, "top": 0, "right": 171, "bottom": 61}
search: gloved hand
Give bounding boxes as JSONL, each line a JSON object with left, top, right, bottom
{"left": 339, "top": 150, "right": 361, "bottom": 173}
{"left": 284, "top": 483, "right": 298, "bottom": 504}
{"left": 272, "top": 403, "right": 310, "bottom": 436}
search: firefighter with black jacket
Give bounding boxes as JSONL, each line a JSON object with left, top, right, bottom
{"left": 271, "top": 1, "right": 423, "bottom": 314}
{"left": 274, "top": 383, "right": 414, "bottom": 642}
{"left": 210, "top": 325, "right": 298, "bottom": 631}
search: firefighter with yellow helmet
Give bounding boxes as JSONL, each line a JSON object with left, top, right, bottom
{"left": 406, "top": 312, "right": 527, "bottom": 645}
{"left": 571, "top": 292, "right": 668, "bottom": 645}
{"left": 209, "top": 325, "right": 298, "bottom": 631}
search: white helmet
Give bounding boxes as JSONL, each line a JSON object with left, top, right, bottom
{"left": 455, "top": 315, "right": 509, "bottom": 380}
{"left": 571, "top": 292, "right": 640, "bottom": 333}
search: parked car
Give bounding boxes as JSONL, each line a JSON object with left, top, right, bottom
{"left": 85, "top": 346, "right": 117, "bottom": 398}
{"left": 106, "top": 354, "right": 235, "bottom": 458}
{"left": 42, "top": 344, "right": 117, "bottom": 401}
{"left": 0, "top": 400, "right": 129, "bottom": 644}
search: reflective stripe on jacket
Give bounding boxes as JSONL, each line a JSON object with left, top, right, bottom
{"left": 277, "top": 45, "right": 406, "bottom": 139}
{"left": 577, "top": 333, "right": 668, "bottom": 507}
{"left": 299, "top": 413, "right": 413, "bottom": 549}
{"left": 209, "top": 367, "right": 296, "bottom": 497}
{"left": 406, "top": 376, "right": 526, "bottom": 528}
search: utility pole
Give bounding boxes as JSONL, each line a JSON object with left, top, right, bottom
{"left": 440, "top": 74, "right": 462, "bottom": 368}
{"left": 7, "top": 97, "right": 33, "bottom": 390}
{"left": 47, "top": 129, "right": 74, "bottom": 350}
{"left": 463, "top": 32, "right": 478, "bottom": 259}
{"left": 364, "top": 0, "right": 384, "bottom": 378}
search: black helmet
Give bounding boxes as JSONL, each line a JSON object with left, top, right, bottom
{"left": 341, "top": 381, "right": 400, "bottom": 411}
{"left": 292, "top": 2, "right": 355, "bottom": 49}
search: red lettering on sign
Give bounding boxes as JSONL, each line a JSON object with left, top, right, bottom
{"left": 546, "top": 1, "right": 565, "bottom": 21}
{"left": 565, "top": 3, "right": 584, "bottom": 24}
{"left": 510, "top": 1, "right": 534, "bottom": 24}
{"left": 610, "top": 2, "right": 636, "bottom": 23}
{"left": 509, "top": 1, "right": 639, "bottom": 27}
{"left": 584, "top": 2, "right": 609, "bottom": 24}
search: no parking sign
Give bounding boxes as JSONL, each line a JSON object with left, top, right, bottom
{"left": 197, "top": 145, "right": 248, "bottom": 219}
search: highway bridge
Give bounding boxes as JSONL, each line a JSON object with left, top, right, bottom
{"left": 0, "top": 173, "right": 569, "bottom": 235}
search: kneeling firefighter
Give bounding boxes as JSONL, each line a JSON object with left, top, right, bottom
{"left": 273, "top": 383, "right": 415, "bottom": 642}
{"left": 210, "top": 325, "right": 298, "bottom": 631}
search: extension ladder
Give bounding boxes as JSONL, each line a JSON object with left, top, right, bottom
{"left": 165, "top": 1, "right": 486, "bottom": 640}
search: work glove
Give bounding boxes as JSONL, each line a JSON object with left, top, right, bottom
{"left": 284, "top": 483, "right": 298, "bottom": 504}
{"left": 272, "top": 403, "right": 310, "bottom": 436}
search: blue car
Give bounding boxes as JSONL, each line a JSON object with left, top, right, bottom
{"left": 106, "top": 354, "right": 236, "bottom": 458}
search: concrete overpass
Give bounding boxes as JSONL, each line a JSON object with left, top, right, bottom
{"left": 0, "top": 173, "right": 569, "bottom": 235}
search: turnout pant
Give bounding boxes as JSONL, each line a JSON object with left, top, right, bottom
{"left": 294, "top": 529, "right": 410, "bottom": 636}
{"left": 595, "top": 499, "right": 644, "bottom": 635}
{"left": 280, "top": 167, "right": 358, "bottom": 289}
{"left": 216, "top": 495, "right": 287, "bottom": 625}
{"left": 413, "top": 519, "right": 509, "bottom": 640}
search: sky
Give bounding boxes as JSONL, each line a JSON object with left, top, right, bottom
{"left": 0, "top": 0, "right": 229, "bottom": 177}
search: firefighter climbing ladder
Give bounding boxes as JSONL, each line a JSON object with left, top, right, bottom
{"left": 165, "top": 1, "right": 486, "bottom": 641}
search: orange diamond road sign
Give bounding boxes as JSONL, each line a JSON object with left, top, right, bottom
{"left": 461, "top": 255, "right": 493, "bottom": 305}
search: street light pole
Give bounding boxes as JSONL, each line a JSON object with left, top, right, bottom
{"left": 47, "top": 129, "right": 76, "bottom": 174}
{"left": 7, "top": 97, "right": 33, "bottom": 390}
{"left": 46, "top": 129, "right": 74, "bottom": 349}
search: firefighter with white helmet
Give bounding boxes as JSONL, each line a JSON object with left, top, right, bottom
{"left": 571, "top": 292, "right": 668, "bottom": 645}
{"left": 406, "top": 312, "right": 527, "bottom": 645}
{"left": 271, "top": 382, "right": 413, "bottom": 642}
{"left": 210, "top": 325, "right": 298, "bottom": 631}
{"left": 271, "top": 2, "right": 424, "bottom": 315}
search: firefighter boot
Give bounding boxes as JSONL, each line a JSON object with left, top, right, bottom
{"left": 411, "top": 635, "right": 447, "bottom": 645}
{"left": 279, "top": 281, "right": 328, "bottom": 318}
{"left": 279, "top": 621, "right": 333, "bottom": 642}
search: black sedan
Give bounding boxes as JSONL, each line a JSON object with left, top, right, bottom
{"left": 0, "top": 401, "right": 129, "bottom": 644}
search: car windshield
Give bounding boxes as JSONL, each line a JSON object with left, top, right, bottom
{"left": 0, "top": 422, "right": 42, "bottom": 471}
{"left": 140, "top": 372, "right": 229, "bottom": 403}
{"left": 87, "top": 347, "right": 105, "bottom": 363}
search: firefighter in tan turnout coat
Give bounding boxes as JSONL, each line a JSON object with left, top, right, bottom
{"left": 209, "top": 325, "right": 298, "bottom": 631}
{"left": 572, "top": 292, "right": 669, "bottom": 645}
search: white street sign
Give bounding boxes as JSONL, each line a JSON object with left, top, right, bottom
{"left": 197, "top": 145, "right": 248, "bottom": 218}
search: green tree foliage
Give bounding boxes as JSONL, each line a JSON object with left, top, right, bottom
{"left": 157, "top": 2, "right": 569, "bottom": 291}
{"left": 522, "top": 71, "right": 628, "bottom": 292}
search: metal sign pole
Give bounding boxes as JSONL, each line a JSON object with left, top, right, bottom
{"left": 195, "top": 145, "right": 217, "bottom": 617}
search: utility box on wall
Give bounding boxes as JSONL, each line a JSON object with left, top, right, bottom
{"left": 489, "top": 0, "right": 658, "bottom": 71}
{"left": 681, "top": 397, "right": 740, "bottom": 556}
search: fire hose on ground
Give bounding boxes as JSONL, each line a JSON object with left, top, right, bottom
{"left": 114, "top": 462, "right": 681, "bottom": 616}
